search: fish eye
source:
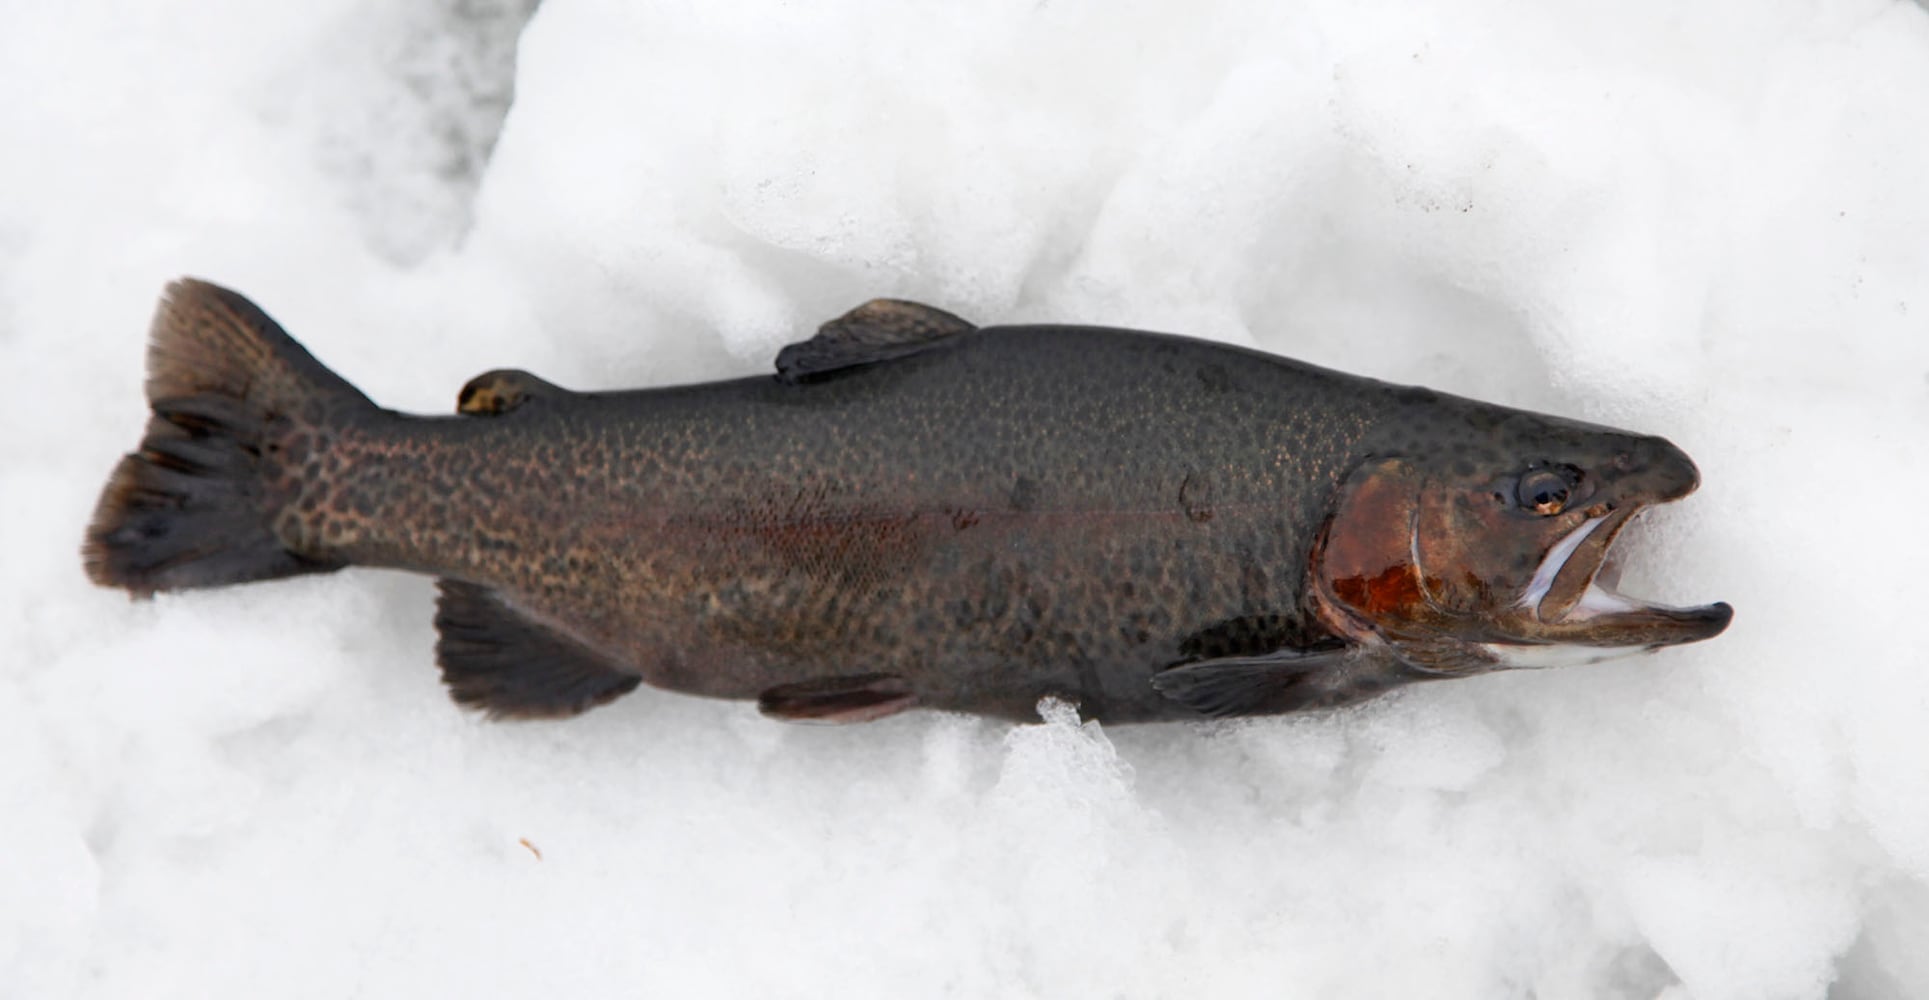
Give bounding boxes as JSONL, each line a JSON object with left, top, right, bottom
{"left": 1516, "top": 468, "right": 1574, "bottom": 516}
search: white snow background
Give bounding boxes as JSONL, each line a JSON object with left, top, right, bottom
{"left": 5, "top": 1, "right": 1928, "bottom": 997}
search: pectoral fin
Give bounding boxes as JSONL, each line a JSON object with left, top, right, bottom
{"left": 1152, "top": 647, "right": 1414, "bottom": 718}
{"left": 775, "top": 299, "right": 975, "bottom": 383}
{"left": 757, "top": 673, "right": 918, "bottom": 723}
{"left": 433, "top": 580, "right": 641, "bottom": 718}
{"left": 1385, "top": 636, "right": 1502, "bottom": 676}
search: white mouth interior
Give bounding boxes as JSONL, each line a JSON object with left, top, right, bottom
{"left": 1492, "top": 514, "right": 1657, "bottom": 669}
{"left": 1570, "top": 578, "right": 1642, "bottom": 619}
{"left": 1517, "top": 515, "right": 1607, "bottom": 616}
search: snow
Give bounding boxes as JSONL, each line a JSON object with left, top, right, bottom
{"left": 7, "top": 0, "right": 1928, "bottom": 996}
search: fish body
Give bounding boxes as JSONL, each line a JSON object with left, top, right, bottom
{"left": 84, "top": 282, "right": 1731, "bottom": 723}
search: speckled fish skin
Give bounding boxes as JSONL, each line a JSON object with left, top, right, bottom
{"left": 329, "top": 327, "right": 1378, "bottom": 722}
{"left": 83, "top": 280, "right": 1731, "bottom": 724}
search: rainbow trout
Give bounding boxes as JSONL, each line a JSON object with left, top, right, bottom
{"left": 83, "top": 280, "right": 1732, "bottom": 723}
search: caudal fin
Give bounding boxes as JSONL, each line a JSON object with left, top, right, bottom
{"left": 83, "top": 279, "right": 378, "bottom": 595}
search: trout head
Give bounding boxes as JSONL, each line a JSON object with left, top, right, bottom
{"left": 1309, "top": 405, "right": 1732, "bottom": 676}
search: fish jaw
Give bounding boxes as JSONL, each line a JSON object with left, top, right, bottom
{"left": 1478, "top": 640, "right": 1647, "bottom": 670}
{"left": 1509, "top": 502, "right": 1734, "bottom": 651}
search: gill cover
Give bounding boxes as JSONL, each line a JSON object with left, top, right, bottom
{"left": 1308, "top": 458, "right": 1505, "bottom": 674}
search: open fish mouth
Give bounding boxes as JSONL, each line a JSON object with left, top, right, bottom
{"left": 1517, "top": 503, "right": 1732, "bottom": 648}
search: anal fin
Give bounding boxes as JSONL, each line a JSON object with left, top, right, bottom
{"left": 434, "top": 579, "right": 641, "bottom": 719}
{"left": 757, "top": 673, "right": 917, "bottom": 724}
{"left": 1152, "top": 647, "right": 1414, "bottom": 718}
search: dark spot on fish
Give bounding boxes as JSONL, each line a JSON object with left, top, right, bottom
{"left": 1178, "top": 614, "right": 1334, "bottom": 660}
{"left": 1463, "top": 407, "right": 1506, "bottom": 431}
{"left": 1197, "top": 364, "right": 1233, "bottom": 393}
{"left": 1179, "top": 472, "right": 1214, "bottom": 523}
{"left": 1392, "top": 385, "right": 1439, "bottom": 406}
{"left": 1009, "top": 476, "right": 1041, "bottom": 512}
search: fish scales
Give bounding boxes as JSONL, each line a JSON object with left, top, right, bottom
{"left": 306, "top": 329, "right": 1368, "bottom": 721}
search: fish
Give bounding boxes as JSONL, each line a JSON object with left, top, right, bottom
{"left": 82, "top": 279, "right": 1733, "bottom": 724}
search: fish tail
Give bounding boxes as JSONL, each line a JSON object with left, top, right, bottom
{"left": 83, "top": 279, "right": 379, "bottom": 595}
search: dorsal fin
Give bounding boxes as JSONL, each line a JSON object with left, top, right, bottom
{"left": 774, "top": 299, "right": 976, "bottom": 384}
{"left": 456, "top": 369, "right": 569, "bottom": 416}
{"left": 433, "top": 579, "right": 641, "bottom": 718}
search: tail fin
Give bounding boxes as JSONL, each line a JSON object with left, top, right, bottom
{"left": 83, "top": 279, "right": 378, "bottom": 595}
